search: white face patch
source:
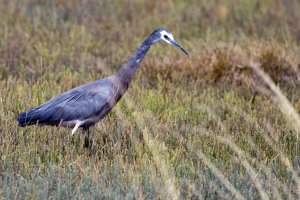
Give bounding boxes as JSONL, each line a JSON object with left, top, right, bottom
{"left": 160, "top": 30, "right": 174, "bottom": 44}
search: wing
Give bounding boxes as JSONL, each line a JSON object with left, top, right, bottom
{"left": 18, "top": 77, "right": 116, "bottom": 126}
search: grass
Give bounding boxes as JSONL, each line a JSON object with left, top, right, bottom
{"left": 1, "top": 0, "right": 300, "bottom": 199}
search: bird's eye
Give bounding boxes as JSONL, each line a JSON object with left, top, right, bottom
{"left": 164, "top": 35, "right": 169, "bottom": 39}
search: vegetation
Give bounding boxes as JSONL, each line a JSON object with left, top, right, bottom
{"left": 1, "top": 0, "right": 300, "bottom": 199}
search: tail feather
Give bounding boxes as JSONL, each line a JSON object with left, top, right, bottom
{"left": 17, "top": 109, "right": 40, "bottom": 127}
{"left": 17, "top": 108, "right": 56, "bottom": 127}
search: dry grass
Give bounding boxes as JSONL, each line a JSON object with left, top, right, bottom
{"left": 1, "top": 0, "right": 300, "bottom": 199}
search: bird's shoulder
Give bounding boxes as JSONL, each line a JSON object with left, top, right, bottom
{"left": 70, "top": 76, "right": 116, "bottom": 96}
{"left": 37, "top": 77, "right": 116, "bottom": 110}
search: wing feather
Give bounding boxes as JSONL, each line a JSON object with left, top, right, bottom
{"left": 18, "top": 78, "right": 116, "bottom": 126}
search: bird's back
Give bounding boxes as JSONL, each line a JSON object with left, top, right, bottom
{"left": 17, "top": 77, "right": 122, "bottom": 128}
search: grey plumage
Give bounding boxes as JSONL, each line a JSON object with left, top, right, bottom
{"left": 17, "top": 28, "right": 188, "bottom": 146}
{"left": 18, "top": 78, "right": 116, "bottom": 127}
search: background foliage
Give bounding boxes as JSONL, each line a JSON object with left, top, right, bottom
{"left": 1, "top": 0, "right": 300, "bottom": 199}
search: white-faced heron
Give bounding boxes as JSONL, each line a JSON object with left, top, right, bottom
{"left": 17, "top": 28, "right": 189, "bottom": 147}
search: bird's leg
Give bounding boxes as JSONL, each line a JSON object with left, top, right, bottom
{"left": 83, "top": 127, "right": 94, "bottom": 148}
{"left": 83, "top": 127, "right": 89, "bottom": 148}
{"left": 91, "top": 126, "right": 95, "bottom": 145}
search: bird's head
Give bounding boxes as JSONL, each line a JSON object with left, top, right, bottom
{"left": 151, "top": 28, "right": 189, "bottom": 56}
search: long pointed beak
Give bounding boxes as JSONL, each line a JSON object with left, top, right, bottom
{"left": 171, "top": 40, "right": 189, "bottom": 56}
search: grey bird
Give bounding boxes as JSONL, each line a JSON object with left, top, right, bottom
{"left": 17, "top": 28, "right": 188, "bottom": 147}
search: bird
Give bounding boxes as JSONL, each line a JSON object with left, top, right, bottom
{"left": 17, "top": 28, "right": 189, "bottom": 147}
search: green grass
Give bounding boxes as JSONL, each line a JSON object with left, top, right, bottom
{"left": 1, "top": 0, "right": 300, "bottom": 199}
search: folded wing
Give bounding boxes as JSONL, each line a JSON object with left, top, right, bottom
{"left": 17, "top": 78, "right": 115, "bottom": 127}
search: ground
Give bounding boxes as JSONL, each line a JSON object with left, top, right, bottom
{"left": 0, "top": 0, "right": 300, "bottom": 199}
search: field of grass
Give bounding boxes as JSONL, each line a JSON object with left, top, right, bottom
{"left": 1, "top": 0, "right": 300, "bottom": 199}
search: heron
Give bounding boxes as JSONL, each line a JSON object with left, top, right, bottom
{"left": 17, "top": 28, "right": 189, "bottom": 147}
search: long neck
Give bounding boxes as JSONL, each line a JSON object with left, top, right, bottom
{"left": 114, "top": 36, "right": 154, "bottom": 86}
